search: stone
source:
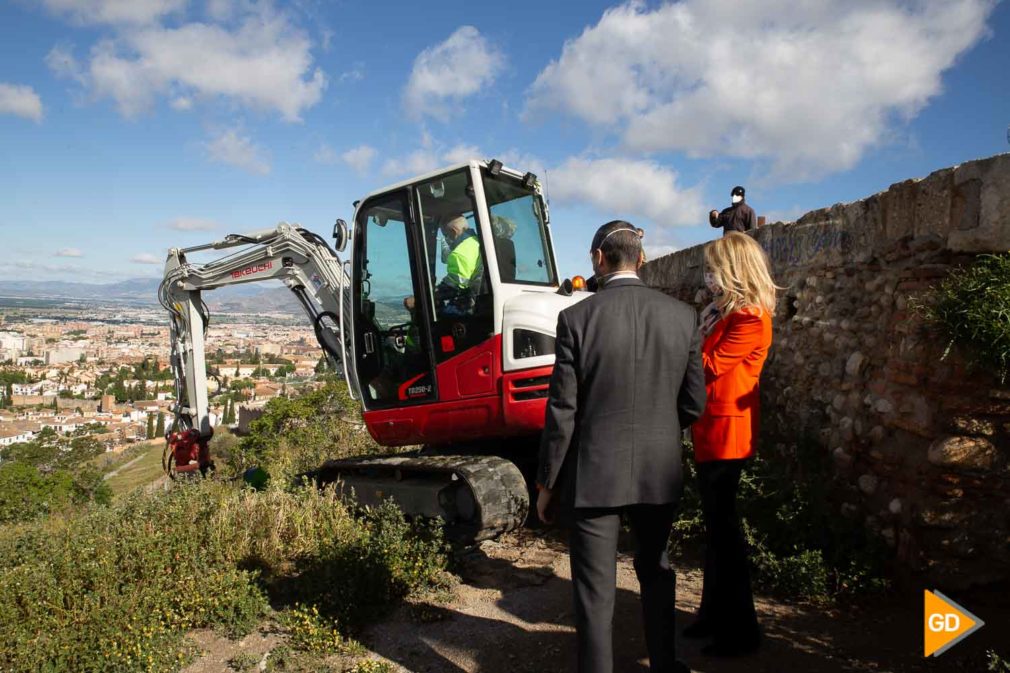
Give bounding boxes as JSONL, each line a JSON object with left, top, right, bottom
{"left": 881, "top": 527, "right": 897, "bottom": 547}
{"left": 833, "top": 447, "right": 853, "bottom": 468}
{"left": 858, "top": 474, "right": 879, "bottom": 495}
{"left": 874, "top": 398, "right": 895, "bottom": 415}
{"left": 927, "top": 436, "right": 999, "bottom": 470}
{"left": 832, "top": 394, "right": 847, "bottom": 412}
{"left": 950, "top": 416, "right": 995, "bottom": 437}
{"left": 839, "top": 416, "right": 855, "bottom": 442}
{"left": 889, "top": 498, "right": 903, "bottom": 515}
{"left": 846, "top": 352, "right": 867, "bottom": 378}
{"left": 869, "top": 425, "right": 886, "bottom": 443}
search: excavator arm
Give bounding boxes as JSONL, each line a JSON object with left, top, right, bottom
{"left": 158, "top": 221, "right": 357, "bottom": 475}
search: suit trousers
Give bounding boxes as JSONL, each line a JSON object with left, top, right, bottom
{"left": 696, "top": 459, "right": 759, "bottom": 642}
{"left": 569, "top": 503, "right": 679, "bottom": 673}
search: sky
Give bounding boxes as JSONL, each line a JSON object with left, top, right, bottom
{"left": 0, "top": 0, "right": 1008, "bottom": 284}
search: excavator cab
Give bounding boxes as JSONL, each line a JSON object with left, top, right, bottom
{"left": 349, "top": 160, "right": 571, "bottom": 448}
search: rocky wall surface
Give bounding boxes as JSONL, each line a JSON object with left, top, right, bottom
{"left": 641, "top": 153, "right": 1010, "bottom": 588}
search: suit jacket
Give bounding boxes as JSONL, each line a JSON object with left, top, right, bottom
{"left": 691, "top": 307, "right": 772, "bottom": 463}
{"left": 537, "top": 277, "right": 707, "bottom": 508}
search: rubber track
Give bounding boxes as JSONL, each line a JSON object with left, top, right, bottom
{"left": 319, "top": 453, "right": 530, "bottom": 543}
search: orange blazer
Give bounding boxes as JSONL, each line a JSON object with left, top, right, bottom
{"left": 692, "top": 306, "right": 772, "bottom": 463}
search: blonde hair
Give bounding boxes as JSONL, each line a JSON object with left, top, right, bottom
{"left": 704, "top": 232, "right": 780, "bottom": 316}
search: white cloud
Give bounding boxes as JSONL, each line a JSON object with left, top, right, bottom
{"left": 45, "top": 6, "right": 326, "bottom": 122}
{"left": 40, "top": 0, "right": 186, "bottom": 26}
{"left": 442, "top": 144, "right": 482, "bottom": 165}
{"left": 314, "top": 143, "right": 337, "bottom": 165}
{"left": 525, "top": 0, "right": 996, "bottom": 179}
{"left": 167, "top": 217, "right": 218, "bottom": 231}
{"left": 131, "top": 252, "right": 162, "bottom": 264}
{"left": 0, "top": 83, "right": 44, "bottom": 122}
{"left": 404, "top": 26, "right": 503, "bottom": 120}
{"left": 381, "top": 149, "right": 441, "bottom": 178}
{"left": 205, "top": 129, "right": 270, "bottom": 175}
{"left": 340, "top": 145, "right": 377, "bottom": 174}
{"left": 549, "top": 157, "right": 704, "bottom": 228}
{"left": 643, "top": 244, "right": 679, "bottom": 261}
{"left": 45, "top": 45, "right": 86, "bottom": 84}
{"left": 55, "top": 248, "right": 83, "bottom": 258}
{"left": 339, "top": 64, "right": 365, "bottom": 83}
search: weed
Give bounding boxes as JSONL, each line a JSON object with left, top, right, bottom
{"left": 989, "top": 649, "right": 1010, "bottom": 673}
{"left": 672, "top": 439, "right": 890, "bottom": 602}
{"left": 227, "top": 651, "right": 261, "bottom": 672}
{"left": 345, "top": 660, "right": 394, "bottom": 673}
{"left": 913, "top": 253, "right": 1010, "bottom": 382}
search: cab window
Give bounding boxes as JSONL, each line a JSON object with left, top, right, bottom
{"left": 482, "top": 171, "right": 556, "bottom": 286}
{"left": 414, "top": 170, "right": 494, "bottom": 362}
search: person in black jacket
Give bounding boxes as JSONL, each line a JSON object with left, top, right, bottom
{"left": 709, "top": 186, "right": 757, "bottom": 235}
{"left": 537, "top": 220, "right": 707, "bottom": 673}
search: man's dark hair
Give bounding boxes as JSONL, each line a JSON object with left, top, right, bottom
{"left": 591, "top": 219, "right": 642, "bottom": 269}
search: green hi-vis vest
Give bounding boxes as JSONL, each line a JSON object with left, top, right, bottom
{"left": 445, "top": 232, "right": 481, "bottom": 289}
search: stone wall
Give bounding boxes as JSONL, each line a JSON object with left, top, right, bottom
{"left": 641, "top": 153, "right": 1010, "bottom": 588}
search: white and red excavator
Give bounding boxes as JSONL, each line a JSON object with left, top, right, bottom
{"left": 160, "top": 158, "right": 592, "bottom": 542}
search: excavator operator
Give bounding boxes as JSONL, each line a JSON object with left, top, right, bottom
{"left": 436, "top": 215, "right": 483, "bottom": 315}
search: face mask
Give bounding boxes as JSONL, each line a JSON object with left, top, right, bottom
{"left": 731, "top": 195, "right": 743, "bottom": 204}
{"left": 704, "top": 272, "right": 722, "bottom": 295}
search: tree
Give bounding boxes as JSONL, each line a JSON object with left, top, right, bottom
{"left": 155, "top": 412, "right": 165, "bottom": 438}
{"left": 146, "top": 413, "right": 155, "bottom": 440}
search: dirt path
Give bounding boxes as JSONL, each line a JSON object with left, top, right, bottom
{"left": 185, "top": 530, "right": 1009, "bottom": 673}
{"left": 102, "top": 452, "right": 145, "bottom": 480}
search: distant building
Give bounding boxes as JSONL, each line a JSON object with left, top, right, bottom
{"left": 0, "top": 429, "right": 34, "bottom": 446}
{"left": 45, "top": 348, "right": 85, "bottom": 365}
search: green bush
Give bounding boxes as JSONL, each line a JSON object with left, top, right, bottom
{"left": 672, "top": 440, "right": 889, "bottom": 602}
{"left": 0, "top": 482, "right": 448, "bottom": 672}
{"left": 238, "top": 381, "right": 383, "bottom": 482}
{"left": 990, "top": 650, "right": 1010, "bottom": 673}
{"left": 0, "top": 461, "right": 110, "bottom": 524}
{"left": 914, "top": 253, "right": 1010, "bottom": 382}
{"left": 345, "top": 661, "right": 395, "bottom": 673}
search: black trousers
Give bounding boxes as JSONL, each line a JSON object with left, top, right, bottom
{"left": 569, "top": 503, "right": 679, "bottom": 673}
{"left": 695, "top": 459, "right": 759, "bottom": 642}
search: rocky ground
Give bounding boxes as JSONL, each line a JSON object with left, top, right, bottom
{"left": 184, "top": 529, "right": 1009, "bottom": 673}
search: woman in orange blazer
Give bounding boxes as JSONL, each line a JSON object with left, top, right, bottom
{"left": 684, "top": 232, "right": 777, "bottom": 658}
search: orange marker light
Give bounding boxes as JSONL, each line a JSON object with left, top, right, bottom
{"left": 572, "top": 275, "right": 587, "bottom": 291}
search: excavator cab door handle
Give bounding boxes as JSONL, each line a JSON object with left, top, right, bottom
{"left": 364, "top": 332, "right": 376, "bottom": 354}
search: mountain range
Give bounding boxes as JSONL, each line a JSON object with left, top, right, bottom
{"left": 0, "top": 278, "right": 301, "bottom": 314}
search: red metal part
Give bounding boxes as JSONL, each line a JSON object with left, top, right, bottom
{"left": 167, "top": 428, "right": 212, "bottom": 474}
{"left": 363, "top": 334, "right": 554, "bottom": 447}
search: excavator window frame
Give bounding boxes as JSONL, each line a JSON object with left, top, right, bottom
{"left": 352, "top": 189, "right": 439, "bottom": 411}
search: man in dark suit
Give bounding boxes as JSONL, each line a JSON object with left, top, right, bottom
{"left": 537, "top": 220, "right": 707, "bottom": 673}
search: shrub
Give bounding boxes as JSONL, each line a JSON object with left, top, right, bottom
{"left": 0, "top": 482, "right": 448, "bottom": 672}
{"left": 280, "top": 604, "right": 363, "bottom": 656}
{"left": 914, "top": 253, "right": 1010, "bottom": 382}
{"left": 990, "top": 650, "right": 1010, "bottom": 673}
{"left": 345, "top": 661, "right": 395, "bottom": 673}
{"left": 238, "top": 381, "right": 383, "bottom": 482}
{"left": 672, "top": 440, "right": 889, "bottom": 602}
{"left": 0, "top": 461, "right": 110, "bottom": 524}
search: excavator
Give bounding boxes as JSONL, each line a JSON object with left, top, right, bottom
{"left": 159, "top": 158, "right": 591, "bottom": 542}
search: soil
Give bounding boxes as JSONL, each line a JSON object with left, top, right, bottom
{"left": 183, "top": 529, "right": 1010, "bottom": 673}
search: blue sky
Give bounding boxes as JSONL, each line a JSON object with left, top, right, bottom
{"left": 0, "top": 0, "right": 1008, "bottom": 284}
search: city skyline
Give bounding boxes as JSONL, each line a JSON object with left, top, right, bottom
{"left": 1, "top": 0, "right": 1009, "bottom": 283}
